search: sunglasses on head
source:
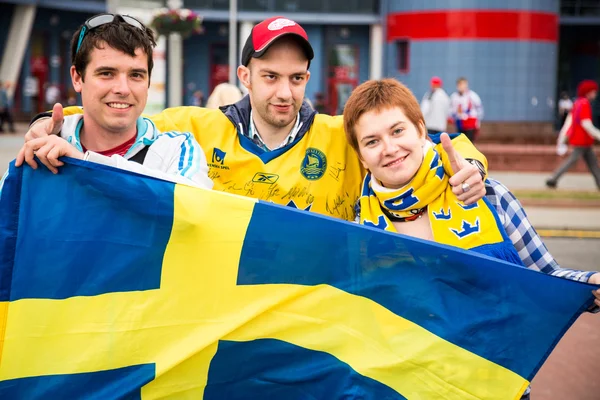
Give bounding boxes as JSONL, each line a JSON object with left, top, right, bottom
{"left": 75, "top": 13, "right": 145, "bottom": 54}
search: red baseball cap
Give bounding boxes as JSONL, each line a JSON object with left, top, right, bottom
{"left": 430, "top": 76, "right": 443, "bottom": 87}
{"left": 241, "top": 16, "right": 314, "bottom": 67}
{"left": 577, "top": 80, "right": 598, "bottom": 98}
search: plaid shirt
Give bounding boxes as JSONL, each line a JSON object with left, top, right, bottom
{"left": 247, "top": 111, "right": 302, "bottom": 151}
{"left": 486, "top": 178, "right": 597, "bottom": 284}
{"left": 354, "top": 178, "right": 597, "bottom": 398}
{"left": 486, "top": 178, "right": 600, "bottom": 398}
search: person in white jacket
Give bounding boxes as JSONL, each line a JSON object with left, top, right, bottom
{"left": 420, "top": 76, "right": 450, "bottom": 135}
{"left": 9, "top": 14, "right": 212, "bottom": 190}
{"left": 449, "top": 77, "right": 483, "bottom": 142}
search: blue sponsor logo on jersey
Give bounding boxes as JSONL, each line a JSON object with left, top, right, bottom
{"left": 212, "top": 148, "right": 226, "bottom": 165}
{"left": 300, "top": 148, "right": 327, "bottom": 181}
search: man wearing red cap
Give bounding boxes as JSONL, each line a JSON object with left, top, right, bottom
{"left": 547, "top": 80, "right": 600, "bottom": 189}
{"left": 16, "top": 16, "right": 600, "bottom": 399}
{"left": 420, "top": 76, "right": 450, "bottom": 135}
{"left": 24, "top": 16, "right": 488, "bottom": 216}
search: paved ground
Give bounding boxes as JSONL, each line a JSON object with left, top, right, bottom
{"left": 488, "top": 170, "right": 600, "bottom": 231}
{"left": 1, "top": 127, "right": 599, "bottom": 399}
{"left": 489, "top": 171, "right": 598, "bottom": 192}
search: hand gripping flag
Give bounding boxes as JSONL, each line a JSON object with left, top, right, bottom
{"left": 0, "top": 159, "right": 596, "bottom": 399}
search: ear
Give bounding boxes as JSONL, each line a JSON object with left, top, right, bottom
{"left": 305, "top": 70, "right": 311, "bottom": 84}
{"left": 360, "top": 156, "right": 369, "bottom": 171}
{"left": 237, "top": 65, "right": 251, "bottom": 90}
{"left": 70, "top": 66, "right": 83, "bottom": 93}
{"left": 418, "top": 121, "right": 428, "bottom": 142}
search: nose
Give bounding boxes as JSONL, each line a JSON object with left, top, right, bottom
{"left": 275, "top": 79, "right": 292, "bottom": 102}
{"left": 381, "top": 136, "right": 396, "bottom": 156}
{"left": 112, "top": 73, "right": 131, "bottom": 97}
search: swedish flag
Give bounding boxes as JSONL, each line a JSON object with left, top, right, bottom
{"left": 0, "top": 160, "right": 596, "bottom": 399}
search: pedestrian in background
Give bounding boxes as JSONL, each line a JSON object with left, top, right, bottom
{"left": 547, "top": 80, "right": 600, "bottom": 190}
{"left": 191, "top": 90, "right": 204, "bottom": 107}
{"left": 558, "top": 91, "right": 573, "bottom": 129}
{"left": 205, "top": 83, "right": 242, "bottom": 109}
{"left": 0, "top": 81, "right": 15, "bottom": 133}
{"left": 420, "top": 76, "right": 449, "bottom": 135}
{"left": 313, "top": 92, "right": 327, "bottom": 114}
{"left": 449, "top": 77, "right": 483, "bottom": 142}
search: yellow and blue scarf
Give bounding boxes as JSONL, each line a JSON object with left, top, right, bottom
{"left": 359, "top": 141, "right": 523, "bottom": 264}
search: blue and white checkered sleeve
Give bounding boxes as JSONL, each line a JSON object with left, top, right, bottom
{"left": 486, "top": 179, "right": 596, "bottom": 282}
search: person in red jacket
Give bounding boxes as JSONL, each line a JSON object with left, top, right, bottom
{"left": 547, "top": 80, "right": 600, "bottom": 189}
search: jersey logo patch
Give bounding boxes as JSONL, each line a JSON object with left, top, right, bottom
{"left": 253, "top": 173, "right": 279, "bottom": 184}
{"left": 212, "top": 148, "right": 226, "bottom": 165}
{"left": 300, "top": 148, "right": 327, "bottom": 181}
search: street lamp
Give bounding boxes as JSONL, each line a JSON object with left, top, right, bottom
{"left": 167, "top": 0, "right": 183, "bottom": 107}
{"left": 229, "top": 0, "right": 238, "bottom": 85}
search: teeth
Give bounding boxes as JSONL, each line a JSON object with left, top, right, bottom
{"left": 387, "top": 156, "right": 406, "bottom": 167}
{"left": 108, "top": 103, "right": 130, "bottom": 109}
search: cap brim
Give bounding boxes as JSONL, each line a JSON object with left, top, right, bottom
{"left": 251, "top": 32, "right": 314, "bottom": 63}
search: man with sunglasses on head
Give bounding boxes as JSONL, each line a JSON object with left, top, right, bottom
{"left": 24, "top": 16, "right": 487, "bottom": 218}
{"left": 6, "top": 14, "right": 212, "bottom": 189}
{"left": 22, "top": 16, "right": 590, "bottom": 283}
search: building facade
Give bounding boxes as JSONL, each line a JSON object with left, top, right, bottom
{"left": 1, "top": 0, "right": 599, "bottom": 132}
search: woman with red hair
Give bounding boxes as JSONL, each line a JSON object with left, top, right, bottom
{"left": 547, "top": 80, "right": 600, "bottom": 189}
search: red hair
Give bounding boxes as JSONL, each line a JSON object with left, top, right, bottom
{"left": 343, "top": 79, "right": 425, "bottom": 153}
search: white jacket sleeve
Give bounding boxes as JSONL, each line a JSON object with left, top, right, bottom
{"left": 557, "top": 113, "right": 572, "bottom": 144}
{"left": 420, "top": 93, "right": 431, "bottom": 116}
{"left": 471, "top": 91, "right": 484, "bottom": 121}
{"left": 84, "top": 151, "right": 211, "bottom": 188}
{"left": 84, "top": 132, "right": 214, "bottom": 189}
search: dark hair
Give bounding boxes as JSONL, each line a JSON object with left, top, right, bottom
{"left": 70, "top": 14, "right": 156, "bottom": 82}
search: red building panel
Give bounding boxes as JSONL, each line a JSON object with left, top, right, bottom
{"left": 387, "top": 10, "right": 558, "bottom": 42}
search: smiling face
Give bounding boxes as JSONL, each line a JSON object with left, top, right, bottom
{"left": 355, "top": 107, "right": 427, "bottom": 189}
{"left": 70, "top": 42, "right": 149, "bottom": 138}
{"left": 238, "top": 37, "right": 310, "bottom": 131}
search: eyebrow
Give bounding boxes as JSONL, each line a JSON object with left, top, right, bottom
{"left": 359, "top": 120, "right": 405, "bottom": 143}
{"left": 259, "top": 69, "right": 280, "bottom": 76}
{"left": 259, "top": 68, "right": 307, "bottom": 76}
{"left": 130, "top": 68, "right": 148, "bottom": 75}
{"left": 93, "top": 67, "right": 148, "bottom": 75}
{"left": 94, "top": 66, "right": 118, "bottom": 73}
{"left": 388, "top": 120, "right": 405, "bottom": 130}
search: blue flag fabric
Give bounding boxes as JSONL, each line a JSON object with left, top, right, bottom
{"left": 0, "top": 159, "right": 596, "bottom": 399}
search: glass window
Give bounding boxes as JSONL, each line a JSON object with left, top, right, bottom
{"left": 239, "top": 0, "right": 269, "bottom": 11}
{"left": 184, "top": 0, "right": 229, "bottom": 9}
{"left": 274, "top": 0, "right": 323, "bottom": 13}
{"left": 396, "top": 40, "right": 410, "bottom": 73}
{"left": 328, "top": 0, "right": 377, "bottom": 13}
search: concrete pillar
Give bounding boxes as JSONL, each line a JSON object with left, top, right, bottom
{"left": 369, "top": 23, "right": 383, "bottom": 80}
{"left": 228, "top": 0, "right": 238, "bottom": 85}
{"left": 238, "top": 21, "right": 254, "bottom": 94}
{"left": 0, "top": 5, "right": 37, "bottom": 100}
{"left": 168, "top": 33, "right": 183, "bottom": 107}
{"left": 239, "top": 21, "right": 254, "bottom": 64}
{"left": 167, "top": 0, "right": 183, "bottom": 107}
